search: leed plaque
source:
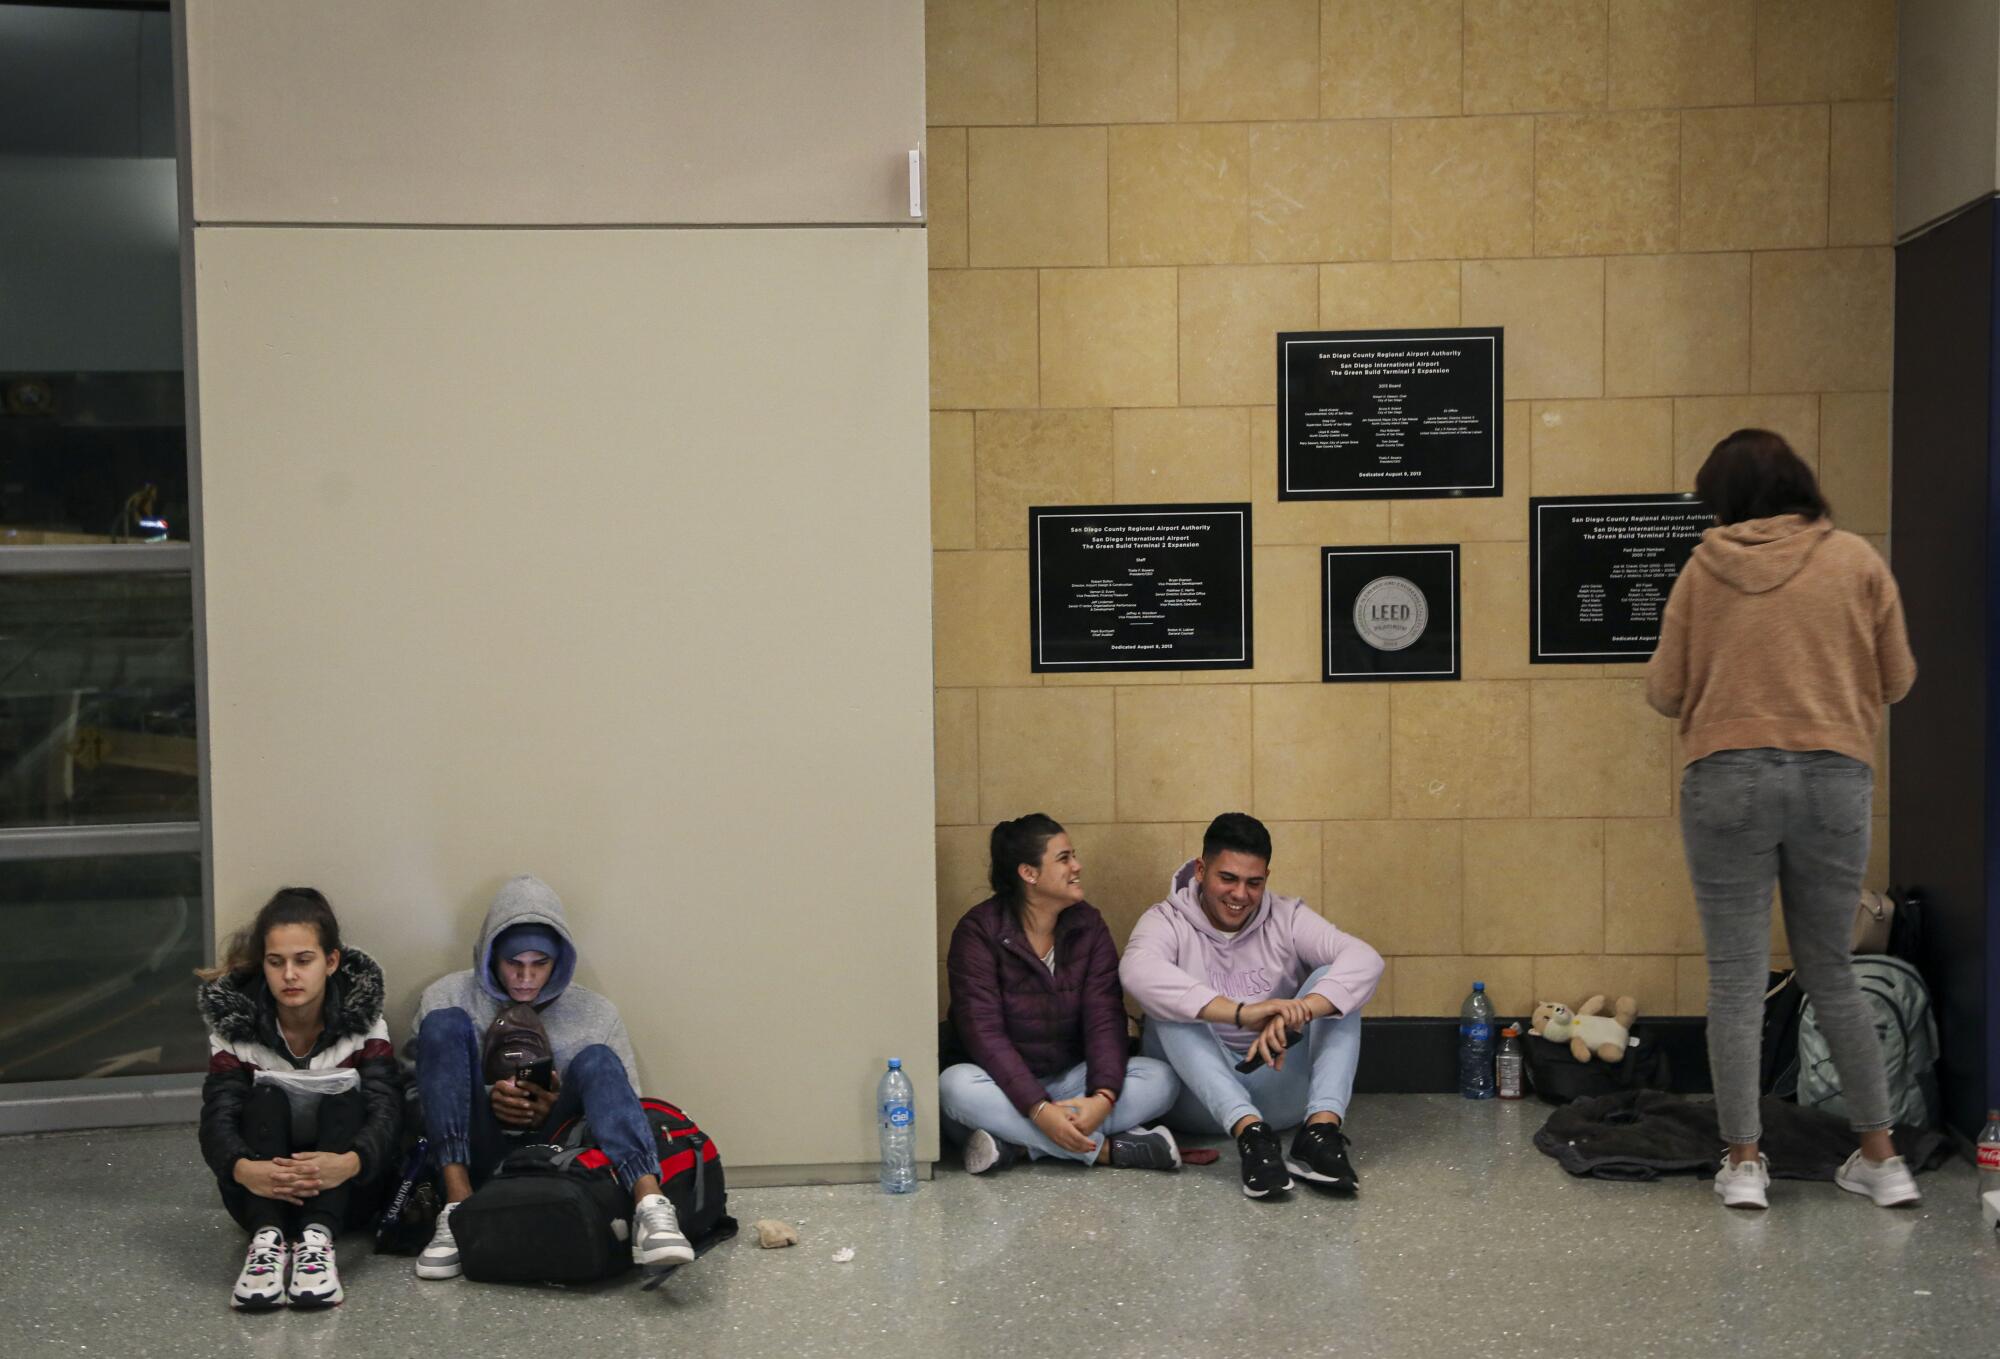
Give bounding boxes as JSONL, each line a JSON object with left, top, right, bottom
{"left": 1530, "top": 495, "right": 1710, "bottom": 663}
{"left": 1029, "top": 503, "right": 1252, "bottom": 673}
{"left": 1278, "top": 327, "right": 1503, "bottom": 500}
{"left": 1321, "top": 544, "right": 1460, "bottom": 683}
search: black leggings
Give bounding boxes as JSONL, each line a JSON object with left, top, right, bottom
{"left": 215, "top": 1084, "right": 367, "bottom": 1238}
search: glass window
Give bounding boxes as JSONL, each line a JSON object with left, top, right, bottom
{"left": 0, "top": 4, "right": 203, "bottom": 1100}
{"left": 0, "top": 572, "right": 197, "bottom": 827}
{"left": 0, "top": 852, "right": 206, "bottom": 1083}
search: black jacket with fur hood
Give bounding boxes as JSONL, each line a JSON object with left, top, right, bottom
{"left": 196, "top": 947, "right": 402, "bottom": 1186}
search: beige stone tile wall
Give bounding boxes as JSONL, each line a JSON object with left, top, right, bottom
{"left": 927, "top": 0, "right": 1896, "bottom": 1016}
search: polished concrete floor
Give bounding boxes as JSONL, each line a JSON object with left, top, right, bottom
{"left": 2, "top": 1096, "right": 1995, "bottom": 1359}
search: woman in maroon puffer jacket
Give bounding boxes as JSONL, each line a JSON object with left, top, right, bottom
{"left": 941, "top": 814, "right": 1183, "bottom": 1174}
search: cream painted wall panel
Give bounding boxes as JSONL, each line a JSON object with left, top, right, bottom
{"left": 1895, "top": 0, "right": 2000, "bottom": 235}
{"left": 186, "top": 0, "right": 924, "bottom": 225}
{"left": 195, "top": 226, "right": 936, "bottom": 1169}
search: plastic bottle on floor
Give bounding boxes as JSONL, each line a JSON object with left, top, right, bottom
{"left": 1459, "top": 982, "right": 1495, "bottom": 1100}
{"left": 1496, "top": 1024, "right": 1524, "bottom": 1100}
{"left": 878, "top": 1058, "right": 918, "bottom": 1194}
{"left": 1977, "top": 1109, "right": 2000, "bottom": 1202}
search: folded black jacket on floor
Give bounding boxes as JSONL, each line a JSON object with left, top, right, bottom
{"left": 1533, "top": 1089, "right": 1948, "bottom": 1181}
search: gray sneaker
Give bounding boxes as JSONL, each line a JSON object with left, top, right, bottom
{"left": 414, "top": 1200, "right": 463, "bottom": 1279}
{"left": 632, "top": 1193, "right": 695, "bottom": 1267}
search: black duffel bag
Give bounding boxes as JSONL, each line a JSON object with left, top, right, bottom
{"left": 451, "top": 1095, "right": 735, "bottom": 1284}
{"left": 1523, "top": 1028, "right": 1670, "bottom": 1105}
{"left": 451, "top": 1142, "right": 634, "bottom": 1283}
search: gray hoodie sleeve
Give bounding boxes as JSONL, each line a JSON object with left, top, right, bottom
{"left": 603, "top": 1011, "right": 642, "bottom": 1091}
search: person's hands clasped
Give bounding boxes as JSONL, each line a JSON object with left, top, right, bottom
{"left": 285, "top": 1150, "right": 360, "bottom": 1192}
{"left": 1031, "top": 1099, "right": 1098, "bottom": 1155}
{"left": 233, "top": 1156, "right": 314, "bottom": 1205}
{"left": 491, "top": 1070, "right": 561, "bottom": 1129}
{"left": 1064, "top": 1092, "right": 1114, "bottom": 1137}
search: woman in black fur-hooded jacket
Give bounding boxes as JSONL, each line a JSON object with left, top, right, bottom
{"left": 196, "top": 887, "right": 401, "bottom": 1311}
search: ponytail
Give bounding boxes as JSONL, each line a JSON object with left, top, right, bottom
{"left": 197, "top": 887, "right": 343, "bottom": 982}
{"left": 987, "top": 813, "right": 1065, "bottom": 925}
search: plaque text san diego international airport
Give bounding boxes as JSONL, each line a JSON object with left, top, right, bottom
{"left": 1030, "top": 503, "right": 1253, "bottom": 673}
{"left": 1278, "top": 327, "right": 1503, "bottom": 500}
{"left": 1530, "top": 494, "right": 1710, "bottom": 663}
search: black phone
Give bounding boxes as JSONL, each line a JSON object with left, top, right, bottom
{"left": 513, "top": 1058, "right": 555, "bottom": 1092}
{"left": 1234, "top": 1030, "right": 1301, "bottom": 1074}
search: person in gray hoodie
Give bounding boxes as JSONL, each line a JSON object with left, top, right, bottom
{"left": 408, "top": 874, "right": 694, "bottom": 1278}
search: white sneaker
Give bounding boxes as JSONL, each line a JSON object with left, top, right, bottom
{"left": 1713, "top": 1153, "right": 1771, "bottom": 1209}
{"left": 230, "top": 1228, "right": 288, "bottom": 1311}
{"left": 414, "top": 1200, "right": 463, "bottom": 1279}
{"left": 1834, "top": 1150, "right": 1922, "bottom": 1206}
{"left": 286, "top": 1227, "right": 343, "bottom": 1308}
{"left": 632, "top": 1193, "right": 695, "bottom": 1268}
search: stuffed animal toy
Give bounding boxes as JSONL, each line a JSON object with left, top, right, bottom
{"left": 1530, "top": 994, "right": 1638, "bottom": 1063}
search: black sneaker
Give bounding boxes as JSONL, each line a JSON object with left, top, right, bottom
{"left": 1106, "top": 1124, "right": 1182, "bottom": 1171}
{"left": 1236, "top": 1120, "right": 1294, "bottom": 1198}
{"left": 1285, "top": 1122, "right": 1359, "bottom": 1192}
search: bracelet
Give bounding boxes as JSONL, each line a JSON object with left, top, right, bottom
{"left": 1235, "top": 1001, "right": 1244, "bottom": 1028}
{"left": 1030, "top": 1099, "right": 1049, "bottom": 1120}
{"left": 1094, "top": 1088, "right": 1118, "bottom": 1106}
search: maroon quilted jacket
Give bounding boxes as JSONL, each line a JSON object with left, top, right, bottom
{"left": 945, "top": 896, "right": 1129, "bottom": 1116}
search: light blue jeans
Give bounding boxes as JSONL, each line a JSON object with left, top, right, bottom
{"left": 1141, "top": 965, "right": 1363, "bottom": 1135}
{"left": 1681, "top": 748, "right": 1893, "bottom": 1144}
{"left": 938, "top": 1057, "right": 1180, "bottom": 1165}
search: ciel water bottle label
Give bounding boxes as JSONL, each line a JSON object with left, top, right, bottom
{"left": 885, "top": 1104, "right": 913, "bottom": 1128}
{"left": 1460, "top": 1023, "right": 1492, "bottom": 1041}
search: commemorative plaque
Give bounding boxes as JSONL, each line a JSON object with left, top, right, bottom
{"left": 1530, "top": 495, "right": 1710, "bottom": 663}
{"left": 1320, "top": 544, "right": 1460, "bottom": 683}
{"left": 1277, "top": 327, "right": 1503, "bottom": 500}
{"left": 1029, "top": 503, "right": 1252, "bottom": 673}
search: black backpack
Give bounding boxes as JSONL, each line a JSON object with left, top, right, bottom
{"left": 554, "top": 1096, "right": 732, "bottom": 1250}
{"left": 450, "top": 1096, "right": 734, "bottom": 1285}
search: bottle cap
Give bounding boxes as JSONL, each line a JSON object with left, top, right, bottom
{"left": 1472, "top": 981, "right": 1485, "bottom": 991}
{"left": 887, "top": 1058, "right": 902, "bottom": 1070}
{"left": 1501, "top": 1025, "right": 1519, "bottom": 1037}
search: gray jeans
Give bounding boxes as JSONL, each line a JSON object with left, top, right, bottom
{"left": 1680, "top": 748, "right": 1893, "bottom": 1143}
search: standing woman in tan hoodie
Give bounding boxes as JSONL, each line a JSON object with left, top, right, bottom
{"left": 1647, "top": 429, "right": 1920, "bottom": 1212}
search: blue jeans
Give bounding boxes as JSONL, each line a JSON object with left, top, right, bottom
{"left": 1681, "top": 748, "right": 1893, "bottom": 1143}
{"left": 415, "top": 1007, "right": 657, "bottom": 1191}
{"left": 938, "top": 1057, "right": 1180, "bottom": 1165}
{"left": 1142, "top": 965, "right": 1363, "bottom": 1135}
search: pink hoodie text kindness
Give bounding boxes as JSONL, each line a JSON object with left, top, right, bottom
{"left": 1118, "top": 860, "right": 1385, "bottom": 1054}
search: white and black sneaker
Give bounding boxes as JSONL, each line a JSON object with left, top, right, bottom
{"left": 962, "top": 1128, "right": 1025, "bottom": 1174}
{"left": 1106, "top": 1125, "right": 1181, "bottom": 1171}
{"left": 632, "top": 1193, "right": 695, "bottom": 1268}
{"left": 286, "top": 1227, "right": 343, "bottom": 1309}
{"left": 414, "top": 1200, "right": 463, "bottom": 1280}
{"left": 1236, "top": 1120, "right": 1294, "bottom": 1198}
{"left": 1285, "top": 1122, "right": 1359, "bottom": 1192}
{"left": 230, "top": 1227, "right": 288, "bottom": 1311}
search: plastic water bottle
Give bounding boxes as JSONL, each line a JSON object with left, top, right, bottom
{"left": 877, "top": 1058, "right": 918, "bottom": 1194}
{"left": 1459, "top": 982, "right": 1496, "bottom": 1099}
{"left": 1977, "top": 1109, "right": 2000, "bottom": 1202}
{"left": 1496, "top": 1024, "right": 1524, "bottom": 1100}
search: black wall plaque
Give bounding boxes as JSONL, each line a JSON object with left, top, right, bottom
{"left": 1530, "top": 495, "right": 1711, "bottom": 663}
{"left": 1321, "top": 545, "right": 1460, "bottom": 682}
{"left": 1278, "top": 327, "right": 1503, "bottom": 500}
{"left": 1029, "top": 503, "right": 1252, "bottom": 672}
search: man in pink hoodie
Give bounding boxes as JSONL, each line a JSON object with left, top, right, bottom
{"left": 1121, "top": 813, "right": 1385, "bottom": 1199}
